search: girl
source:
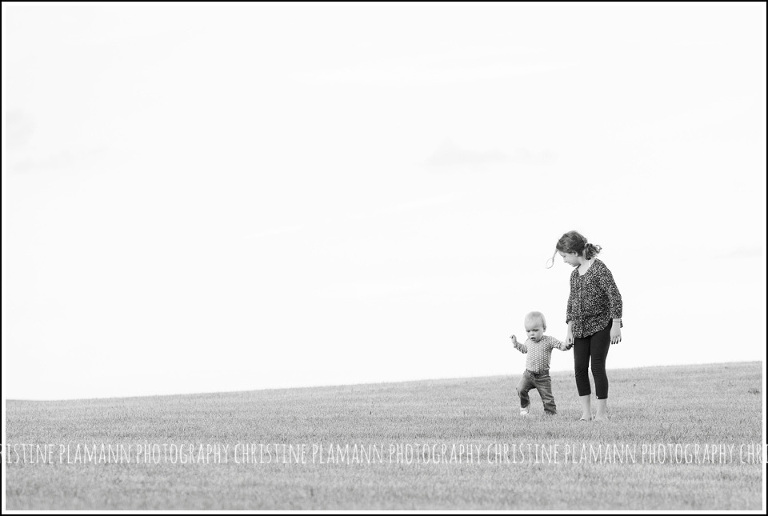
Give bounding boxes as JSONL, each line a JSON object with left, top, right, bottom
{"left": 552, "top": 231, "right": 623, "bottom": 421}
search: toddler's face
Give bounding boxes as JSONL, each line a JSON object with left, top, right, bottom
{"left": 525, "top": 323, "right": 544, "bottom": 342}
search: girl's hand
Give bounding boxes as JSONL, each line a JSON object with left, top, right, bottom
{"left": 509, "top": 335, "right": 518, "bottom": 345}
{"left": 610, "top": 325, "right": 622, "bottom": 345}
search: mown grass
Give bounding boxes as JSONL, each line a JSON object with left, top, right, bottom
{"left": 4, "top": 361, "right": 764, "bottom": 510}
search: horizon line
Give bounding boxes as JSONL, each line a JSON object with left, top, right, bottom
{"left": 4, "top": 359, "right": 762, "bottom": 404}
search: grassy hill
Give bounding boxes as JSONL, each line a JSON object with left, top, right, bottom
{"left": 4, "top": 361, "right": 764, "bottom": 510}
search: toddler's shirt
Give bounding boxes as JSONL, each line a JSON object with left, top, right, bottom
{"left": 513, "top": 335, "right": 569, "bottom": 374}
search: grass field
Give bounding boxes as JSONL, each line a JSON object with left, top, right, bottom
{"left": 3, "top": 361, "right": 764, "bottom": 510}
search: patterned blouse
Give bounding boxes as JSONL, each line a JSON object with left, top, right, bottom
{"left": 566, "top": 259, "right": 623, "bottom": 338}
{"left": 513, "top": 335, "right": 570, "bottom": 374}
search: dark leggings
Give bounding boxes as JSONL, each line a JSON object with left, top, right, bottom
{"left": 573, "top": 320, "right": 612, "bottom": 399}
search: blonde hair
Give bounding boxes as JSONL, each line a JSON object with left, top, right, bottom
{"left": 524, "top": 311, "right": 547, "bottom": 330}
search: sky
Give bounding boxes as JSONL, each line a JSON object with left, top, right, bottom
{"left": 2, "top": 3, "right": 766, "bottom": 400}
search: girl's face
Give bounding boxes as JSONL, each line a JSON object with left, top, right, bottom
{"left": 559, "top": 251, "right": 580, "bottom": 267}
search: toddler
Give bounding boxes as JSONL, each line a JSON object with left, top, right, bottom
{"left": 510, "top": 311, "right": 571, "bottom": 416}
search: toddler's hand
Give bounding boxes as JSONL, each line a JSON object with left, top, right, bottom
{"left": 509, "top": 335, "right": 518, "bottom": 345}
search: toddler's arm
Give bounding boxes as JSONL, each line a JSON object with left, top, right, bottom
{"left": 510, "top": 335, "right": 528, "bottom": 353}
{"left": 550, "top": 336, "right": 572, "bottom": 351}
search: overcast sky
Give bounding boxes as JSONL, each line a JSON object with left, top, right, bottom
{"left": 3, "top": 3, "right": 765, "bottom": 400}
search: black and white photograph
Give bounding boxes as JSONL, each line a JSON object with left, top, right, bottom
{"left": 2, "top": 1, "right": 766, "bottom": 511}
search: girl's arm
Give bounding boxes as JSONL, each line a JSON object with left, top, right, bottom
{"left": 597, "top": 266, "right": 623, "bottom": 321}
{"left": 597, "top": 264, "right": 623, "bottom": 344}
{"left": 565, "top": 274, "right": 575, "bottom": 345}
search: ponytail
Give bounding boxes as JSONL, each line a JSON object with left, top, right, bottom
{"left": 583, "top": 242, "right": 602, "bottom": 260}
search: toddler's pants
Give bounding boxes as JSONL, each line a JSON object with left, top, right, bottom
{"left": 517, "top": 370, "right": 557, "bottom": 415}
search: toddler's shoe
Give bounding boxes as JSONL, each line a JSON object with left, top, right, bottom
{"left": 519, "top": 407, "right": 529, "bottom": 416}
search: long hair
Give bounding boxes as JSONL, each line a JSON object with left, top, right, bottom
{"left": 556, "top": 231, "right": 601, "bottom": 260}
